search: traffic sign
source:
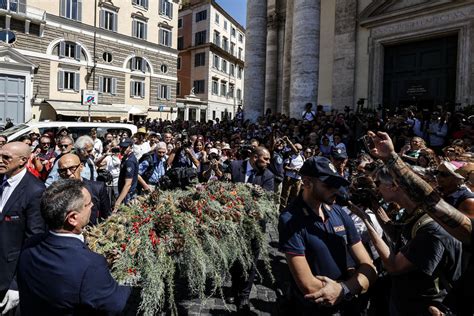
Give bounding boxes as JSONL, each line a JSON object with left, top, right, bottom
{"left": 82, "top": 90, "right": 98, "bottom": 106}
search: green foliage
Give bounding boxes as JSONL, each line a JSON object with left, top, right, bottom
{"left": 85, "top": 182, "right": 278, "bottom": 315}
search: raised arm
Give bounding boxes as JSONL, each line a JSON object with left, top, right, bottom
{"left": 368, "top": 131, "right": 472, "bottom": 245}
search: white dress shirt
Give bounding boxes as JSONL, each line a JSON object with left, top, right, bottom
{"left": 50, "top": 231, "right": 85, "bottom": 243}
{"left": 0, "top": 168, "right": 27, "bottom": 213}
{"left": 245, "top": 160, "right": 255, "bottom": 183}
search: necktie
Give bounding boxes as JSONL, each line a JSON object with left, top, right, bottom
{"left": 0, "top": 177, "right": 9, "bottom": 198}
{"left": 247, "top": 169, "right": 256, "bottom": 184}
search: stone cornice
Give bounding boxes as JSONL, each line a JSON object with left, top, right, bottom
{"left": 359, "top": 0, "right": 467, "bottom": 28}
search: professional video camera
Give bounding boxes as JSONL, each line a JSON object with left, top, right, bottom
{"left": 157, "top": 167, "right": 198, "bottom": 190}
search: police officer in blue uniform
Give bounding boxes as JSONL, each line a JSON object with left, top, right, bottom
{"left": 114, "top": 138, "right": 138, "bottom": 211}
{"left": 279, "top": 156, "right": 377, "bottom": 315}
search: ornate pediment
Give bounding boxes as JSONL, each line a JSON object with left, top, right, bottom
{"left": 359, "top": 0, "right": 464, "bottom": 27}
{"left": 0, "top": 46, "right": 37, "bottom": 70}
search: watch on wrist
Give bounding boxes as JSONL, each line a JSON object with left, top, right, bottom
{"left": 340, "top": 282, "right": 354, "bottom": 301}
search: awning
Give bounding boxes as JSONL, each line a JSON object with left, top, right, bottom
{"left": 128, "top": 106, "right": 147, "bottom": 115}
{"left": 47, "top": 101, "right": 129, "bottom": 117}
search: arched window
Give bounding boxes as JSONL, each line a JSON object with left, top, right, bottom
{"left": 128, "top": 56, "right": 150, "bottom": 73}
{"left": 55, "top": 41, "right": 85, "bottom": 61}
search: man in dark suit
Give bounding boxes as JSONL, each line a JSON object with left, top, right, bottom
{"left": 230, "top": 146, "right": 274, "bottom": 191}
{"left": 57, "top": 154, "right": 111, "bottom": 225}
{"left": 17, "top": 179, "right": 131, "bottom": 315}
{"left": 0, "top": 142, "right": 45, "bottom": 314}
{"left": 229, "top": 146, "right": 274, "bottom": 314}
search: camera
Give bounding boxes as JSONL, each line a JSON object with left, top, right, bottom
{"left": 158, "top": 167, "right": 198, "bottom": 190}
{"left": 208, "top": 152, "right": 220, "bottom": 161}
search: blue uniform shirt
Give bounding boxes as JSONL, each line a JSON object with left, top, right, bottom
{"left": 279, "top": 196, "right": 361, "bottom": 282}
{"left": 118, "top": 153, "right": 138, "bottom": 203}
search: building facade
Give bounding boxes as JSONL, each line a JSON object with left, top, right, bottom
{"left": 177, "top": 0, "right": 245, "bottom": 122}
{"left": 0, "top": 0, "right": 180, "bottom": 124}
{"left": 245, "top": 0, "right": 474, "bottom": 120}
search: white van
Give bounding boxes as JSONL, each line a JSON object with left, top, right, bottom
{"left": 0, "top": 122, "right": 138, "bottom": 141}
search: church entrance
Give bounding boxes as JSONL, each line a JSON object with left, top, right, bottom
{"left": 383, "top": 34, "right": 458, "bottom": 111}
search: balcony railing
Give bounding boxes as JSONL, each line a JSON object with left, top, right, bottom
{"left": 0, "top": 0, "right": 45, "bottom": 20}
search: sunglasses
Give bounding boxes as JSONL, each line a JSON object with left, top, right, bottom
{"left": 59, "top": 144, "right": 71, "bottom": 148}
{"left": 58, "top": 164, "right": 81, "bottom": 175}
{"left": 41, "top": 142, "right": 51, "bottom": 146}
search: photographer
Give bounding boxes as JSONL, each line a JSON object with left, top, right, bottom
{"left": 348, "top": 168, "right": 463, "bottom": 316}
{"left": 137, "top": 142, "right": 168, "bottom": 192}
{"left": 201, "top": 148, "right": 224, "bottom": 182}
{"left": 167, "top": 138, "right": 200, "bottom": 170}
{"left": 280, "top": 137, "right": 304, "bottom": 211}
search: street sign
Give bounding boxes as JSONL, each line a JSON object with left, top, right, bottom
{"left": 82, "top": 90, "right": 98, "bottom": 106}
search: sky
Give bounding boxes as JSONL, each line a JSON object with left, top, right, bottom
{"left": 215, "top": 0, "right": 247, "bottom": 28}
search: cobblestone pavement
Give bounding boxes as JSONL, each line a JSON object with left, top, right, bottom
{"left": 176, "top": 222, "right": 289, "bottom": 316}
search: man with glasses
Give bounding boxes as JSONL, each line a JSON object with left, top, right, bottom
{"left": 436, "top": 161, "right": 474, "bottom": 217}
{"left": 57, "top": 154, "right": 111, "bottom": 225}
{"left": 74, "top": 136, "right": 98, "bottom": 181}
{"left": 17, "top": 179, "right": 131, "bottom": 314}
{"left": 0, "top": 142, "right": 45, "bottom": 314}
{"left": 32, "top": 135, "right": 57, "bottom": 181}
{"left": 45, "top": 136, "right": 74, "bottom": 187}
{"left": 137, "top": 142, "right": 168, "bottom": 193}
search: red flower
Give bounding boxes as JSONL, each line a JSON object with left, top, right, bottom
{"left": 121, "top": 243, "right": 127, "bottom": 252}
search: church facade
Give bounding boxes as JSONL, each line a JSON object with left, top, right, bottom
{"left": 244, "top": 0, "right": 474, "bottom": 119}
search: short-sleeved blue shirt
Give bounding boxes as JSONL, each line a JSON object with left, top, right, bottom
{"left": 118, "top": 153, "right": 138, "bottom": 201}
{"left": 279, "top": 196, "right": 361, "bottom": 282}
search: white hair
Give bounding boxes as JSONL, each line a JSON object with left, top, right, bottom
{"left": 74, "top": 135, "right": 94, "bottom": 151}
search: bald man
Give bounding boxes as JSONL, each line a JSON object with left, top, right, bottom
{"left": 57, "top": 154, "right": 111, "bottom": 225}
{"left": 0, "top": 142, "right": 45, "bottom": 314}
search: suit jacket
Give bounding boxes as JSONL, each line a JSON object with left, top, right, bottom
{"left": 230, "top": 159, "right": 274, "bottom": 192}
{"left": 0, "top": 171, "right": 45, "bottom": 292}
{"left": 83, "top": 178, "right": 111, "bottom": 225}
{"left": 18, "top": 233, "right": 131, "bottom": 315}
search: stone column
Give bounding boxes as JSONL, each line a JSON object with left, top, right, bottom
{"left": 264, "top": 0, "right": 279, "bottom": 115}
{"left": 332, "top": 0, "right": 357, "bottom": 110}
{"left": 289, "top": 0, "right": 321, "bottom": 118}
{"left": 281, "top": 0, "right": 294, "bottom": 116}
{"left": 243, "top": 0, "right": 267, "bottom": 122}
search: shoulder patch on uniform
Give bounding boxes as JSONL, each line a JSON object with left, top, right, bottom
{"left": 334, "top": 225, "right": 345, "bottom": 232}
{"left": 127, "top": 167, "right": 132, "bottom": 173}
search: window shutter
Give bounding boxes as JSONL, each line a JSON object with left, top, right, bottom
{"left": 141, "top": 58, "right": 146, "bottom": 72}
{"left": 157, "top": 84, "right": 162, "bottom": 99}
{"left": 59, "top": 41, "right": 65, "bottom": 58}
{"left": 169, "top": 31, "right": 172, "bottom": 47}
{"left": 77, "top": 0, "right": 82, "bottom": 21}
{"left": 74, "top": 44, "right": 81, "bottom": 61}
{"left": 130, "top": 81, "right": 134, "bottom": 97}
{"left": 132, "top": 20, "right": 137, "bottom": 37}
{"left": 143, "top": 23, "right": 147, "bottom": 40}
{"left": 74, "top": 72, "right": 80, "bottom": 92}
{"left": 112, "top": 13, "right": 117, "bottom": 32}
{"left": 159, "top": 0, "right": 163, "bottom": 14}
{"left": 169, "top": 2, "right": 173, "bottom": 19}
{"left": 141, "top": 82, "right": 145, "bottom": 98}
{"left": 143, "top": 0, "right": 148, "bottom": 9}
{"left": 167, "top": 86, "right": 171, "bottom": 100}
{"left": 58, "top": 70, "right": 64, "bottom": 91}
{"left": 60, "top": 0, "right": 67, "bottom": 17}
{"left": 99, "top": 10, "right": 105, "bottom": 28}
{"left": 159, "top": 29, "right": 163, "bottom": 45}
{"left": 111, "top": 78, "right": 117, "bottom": 95}
{"left": 130, "top": 57, "right": 136, "bottom": 71}
{"left": 98, "top": 76, "right": 104, "bottom": 93}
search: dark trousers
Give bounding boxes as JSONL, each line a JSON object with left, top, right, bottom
{"left": 230, "top": 221, "right": 266, "bottom": 302}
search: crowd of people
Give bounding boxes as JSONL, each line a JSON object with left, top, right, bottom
{"left": 0, "top": 102, "right": 473, "bottom": 315}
